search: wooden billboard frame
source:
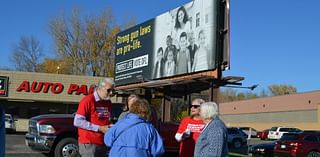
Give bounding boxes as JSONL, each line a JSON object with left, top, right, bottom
{"left": 116, "top": 69, "right": 219, "bottom": 91}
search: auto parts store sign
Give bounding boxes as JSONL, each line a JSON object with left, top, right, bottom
{"left": 0, "top": 70, "right": 105, "bottom": 103}
{"left": 16, "top": 81, "right": 95, "bottom": 95}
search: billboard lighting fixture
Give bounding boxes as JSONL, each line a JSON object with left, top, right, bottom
{"left": 222, "top": 76, "right": 245, "bottom": 83}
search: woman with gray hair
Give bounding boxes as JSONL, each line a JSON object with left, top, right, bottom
{"left": 118, "top": 94, "right": 139, "bottom": 120}
{"left": 194, "top": 101, "right": 229, "bottom": 157}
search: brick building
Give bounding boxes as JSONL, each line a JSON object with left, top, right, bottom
{"left": 220, "top": 91, "right": 320, "bottom": 131}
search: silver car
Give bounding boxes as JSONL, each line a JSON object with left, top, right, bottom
{"left": 5, "top": 114, "right": 16, "bottom": 133}
{"left": 267, "top": 126, "right": 301, "bottom": 140}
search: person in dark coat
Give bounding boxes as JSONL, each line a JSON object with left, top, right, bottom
{"left": 0, "top": 104, "right": 5, "bottom": 157}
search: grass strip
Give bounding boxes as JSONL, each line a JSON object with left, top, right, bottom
{"left": 228, "top": 152, "right": 250, "bottom": 157}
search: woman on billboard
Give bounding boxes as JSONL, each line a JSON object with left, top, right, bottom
{"left": 173, "top": 6, "right": 191, "bottom": 50}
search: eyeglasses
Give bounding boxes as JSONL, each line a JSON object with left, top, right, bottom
{"left": 102, "top": 88, "right": 114, "bottom": 94}
{"left": 190, "top": 105, "right": 200, "bottom": 109}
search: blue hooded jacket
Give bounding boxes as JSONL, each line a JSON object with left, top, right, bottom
{"left": 104, "top": 113, "right": 164, "bottom": 157}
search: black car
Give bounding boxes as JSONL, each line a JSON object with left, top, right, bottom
{"left": 248, "top": 142, "right": 275, "bottom": 157}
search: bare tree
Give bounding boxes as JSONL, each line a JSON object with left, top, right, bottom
{"left": 10, "top": 36, "right": 43, "bottom": 72}
{"left": 49, "top": 9, "right": 87, "bottom": 75}
{"left": 268, "top": 84, "right": 297, "bottom": 96}
{"left": 83, "top": 9, "right": 120, "bottom": 76}
{"left": 49, "top": 8, "right": 126, "bottom": 76}
{"left": 218, "top": 88, "right": 238, "bottom": 103}
{"left": 217, "top": 84, "right": 297, "bottom": 103}
{"left": 218, "top": 88, "right": 259, "bottom": 103}
{"left": 259, "top": 89, "right": 270, "bottom": 97}
{"left": 0, "top": 66, "right": 12, "bottom": 71}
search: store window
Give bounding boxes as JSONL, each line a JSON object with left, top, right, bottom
{"left": 196, "top": 12, "right": 200, "bottom": 27}
{"left": 7, "top": 106, "right": 19, "bottom": 117}
{"left": 28, "top": 107, "right": 40, "bottom": 118}
{"left": 48, "top": 108, "right": 60, "bottom": 114}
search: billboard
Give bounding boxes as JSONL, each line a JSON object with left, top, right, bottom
{"left": 115, "top": 0, "right": 226, "bottom": 86}
{"left": 0, "top": 76, "right": 9, "bottom": 97}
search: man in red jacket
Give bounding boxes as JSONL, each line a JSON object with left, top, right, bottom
{"left": 74, "top": 78, "right": 114, "bottom": 157}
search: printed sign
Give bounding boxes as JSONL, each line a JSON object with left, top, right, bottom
{"left": 0, "top": 76, "right": 9, "bottom": 97}
{"left": 115, "top": 0, "right": 225, "bottom": 86}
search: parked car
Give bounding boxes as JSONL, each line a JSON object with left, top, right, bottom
{"left": 267, "top": 126, "right": 301, "bottom": 140}
{"left": 248, "top": 142, "right": 275, "bottom": 157}
{"left": 5, "top": 114, "right": 16, "bottom": 133}
{"left": 227, "top": 127, "right": 247, "bottom": 149}
{"left": 257, "top": 129, "right": 270, "bottom": 140}
{"left": 240, "top": 127, "right": 258, "bottom": 138}
{"left": 274, "top": 131, "right": 320, "bottom": 157}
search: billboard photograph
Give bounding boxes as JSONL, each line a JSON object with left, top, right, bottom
{"left": 115, "top": 0, "right": 221, "bottom": 86}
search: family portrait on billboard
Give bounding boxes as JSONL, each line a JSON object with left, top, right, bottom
{"left": 152, "top": 0, "right": 217, "bottom": 79}
{"left": 114, "top": 0, "right": 219, "bottom": 85}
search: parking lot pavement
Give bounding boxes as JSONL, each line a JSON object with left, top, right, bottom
{"left": 6, "top": 153, "right": 45, "bottom": 157}
{"left": 6, "top": 132, "right": 46, "bottom": 157}
{"left": 5, "top": 132, "right": 270, "bottom": 157}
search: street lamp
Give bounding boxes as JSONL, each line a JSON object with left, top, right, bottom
{"left": 222, "top": 84, "right": 259, "bottom": 91}
{"left": 219, "top": 76, "right": 258, "bottom": 90}
{"left": 56, "top": 66, "right": 60, "bottom": 74}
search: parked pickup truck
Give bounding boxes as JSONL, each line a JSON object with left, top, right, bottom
{"left": 25, "top": 103, "right": 179, "bottom": 157}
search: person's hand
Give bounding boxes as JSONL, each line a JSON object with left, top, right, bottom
{"left": 98, "top": 125, "right": 108, "bottom": 133}
{"left": 182, "top": 129, "right": 191, "bottom": 139}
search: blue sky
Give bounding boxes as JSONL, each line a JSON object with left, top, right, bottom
{"left": 0, "top": 0, "right": 319, "bottom": 93}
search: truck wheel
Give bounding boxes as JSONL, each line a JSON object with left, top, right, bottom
{"left": 307, "top": 151, "right": 320, "bottom": 157}
{"left": 54, "top": 137, "right": 79, "bottom": 157}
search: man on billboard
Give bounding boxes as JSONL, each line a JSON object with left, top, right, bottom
{"left": 152, "top": 47, "right": 165, "bottom": 78}
{"left": 176, "top": 32, "right": 191, "bottom": 75}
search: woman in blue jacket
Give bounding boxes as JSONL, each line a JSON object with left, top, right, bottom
{"left": 104, "top": 98, "right": 164, "bottom": 157}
